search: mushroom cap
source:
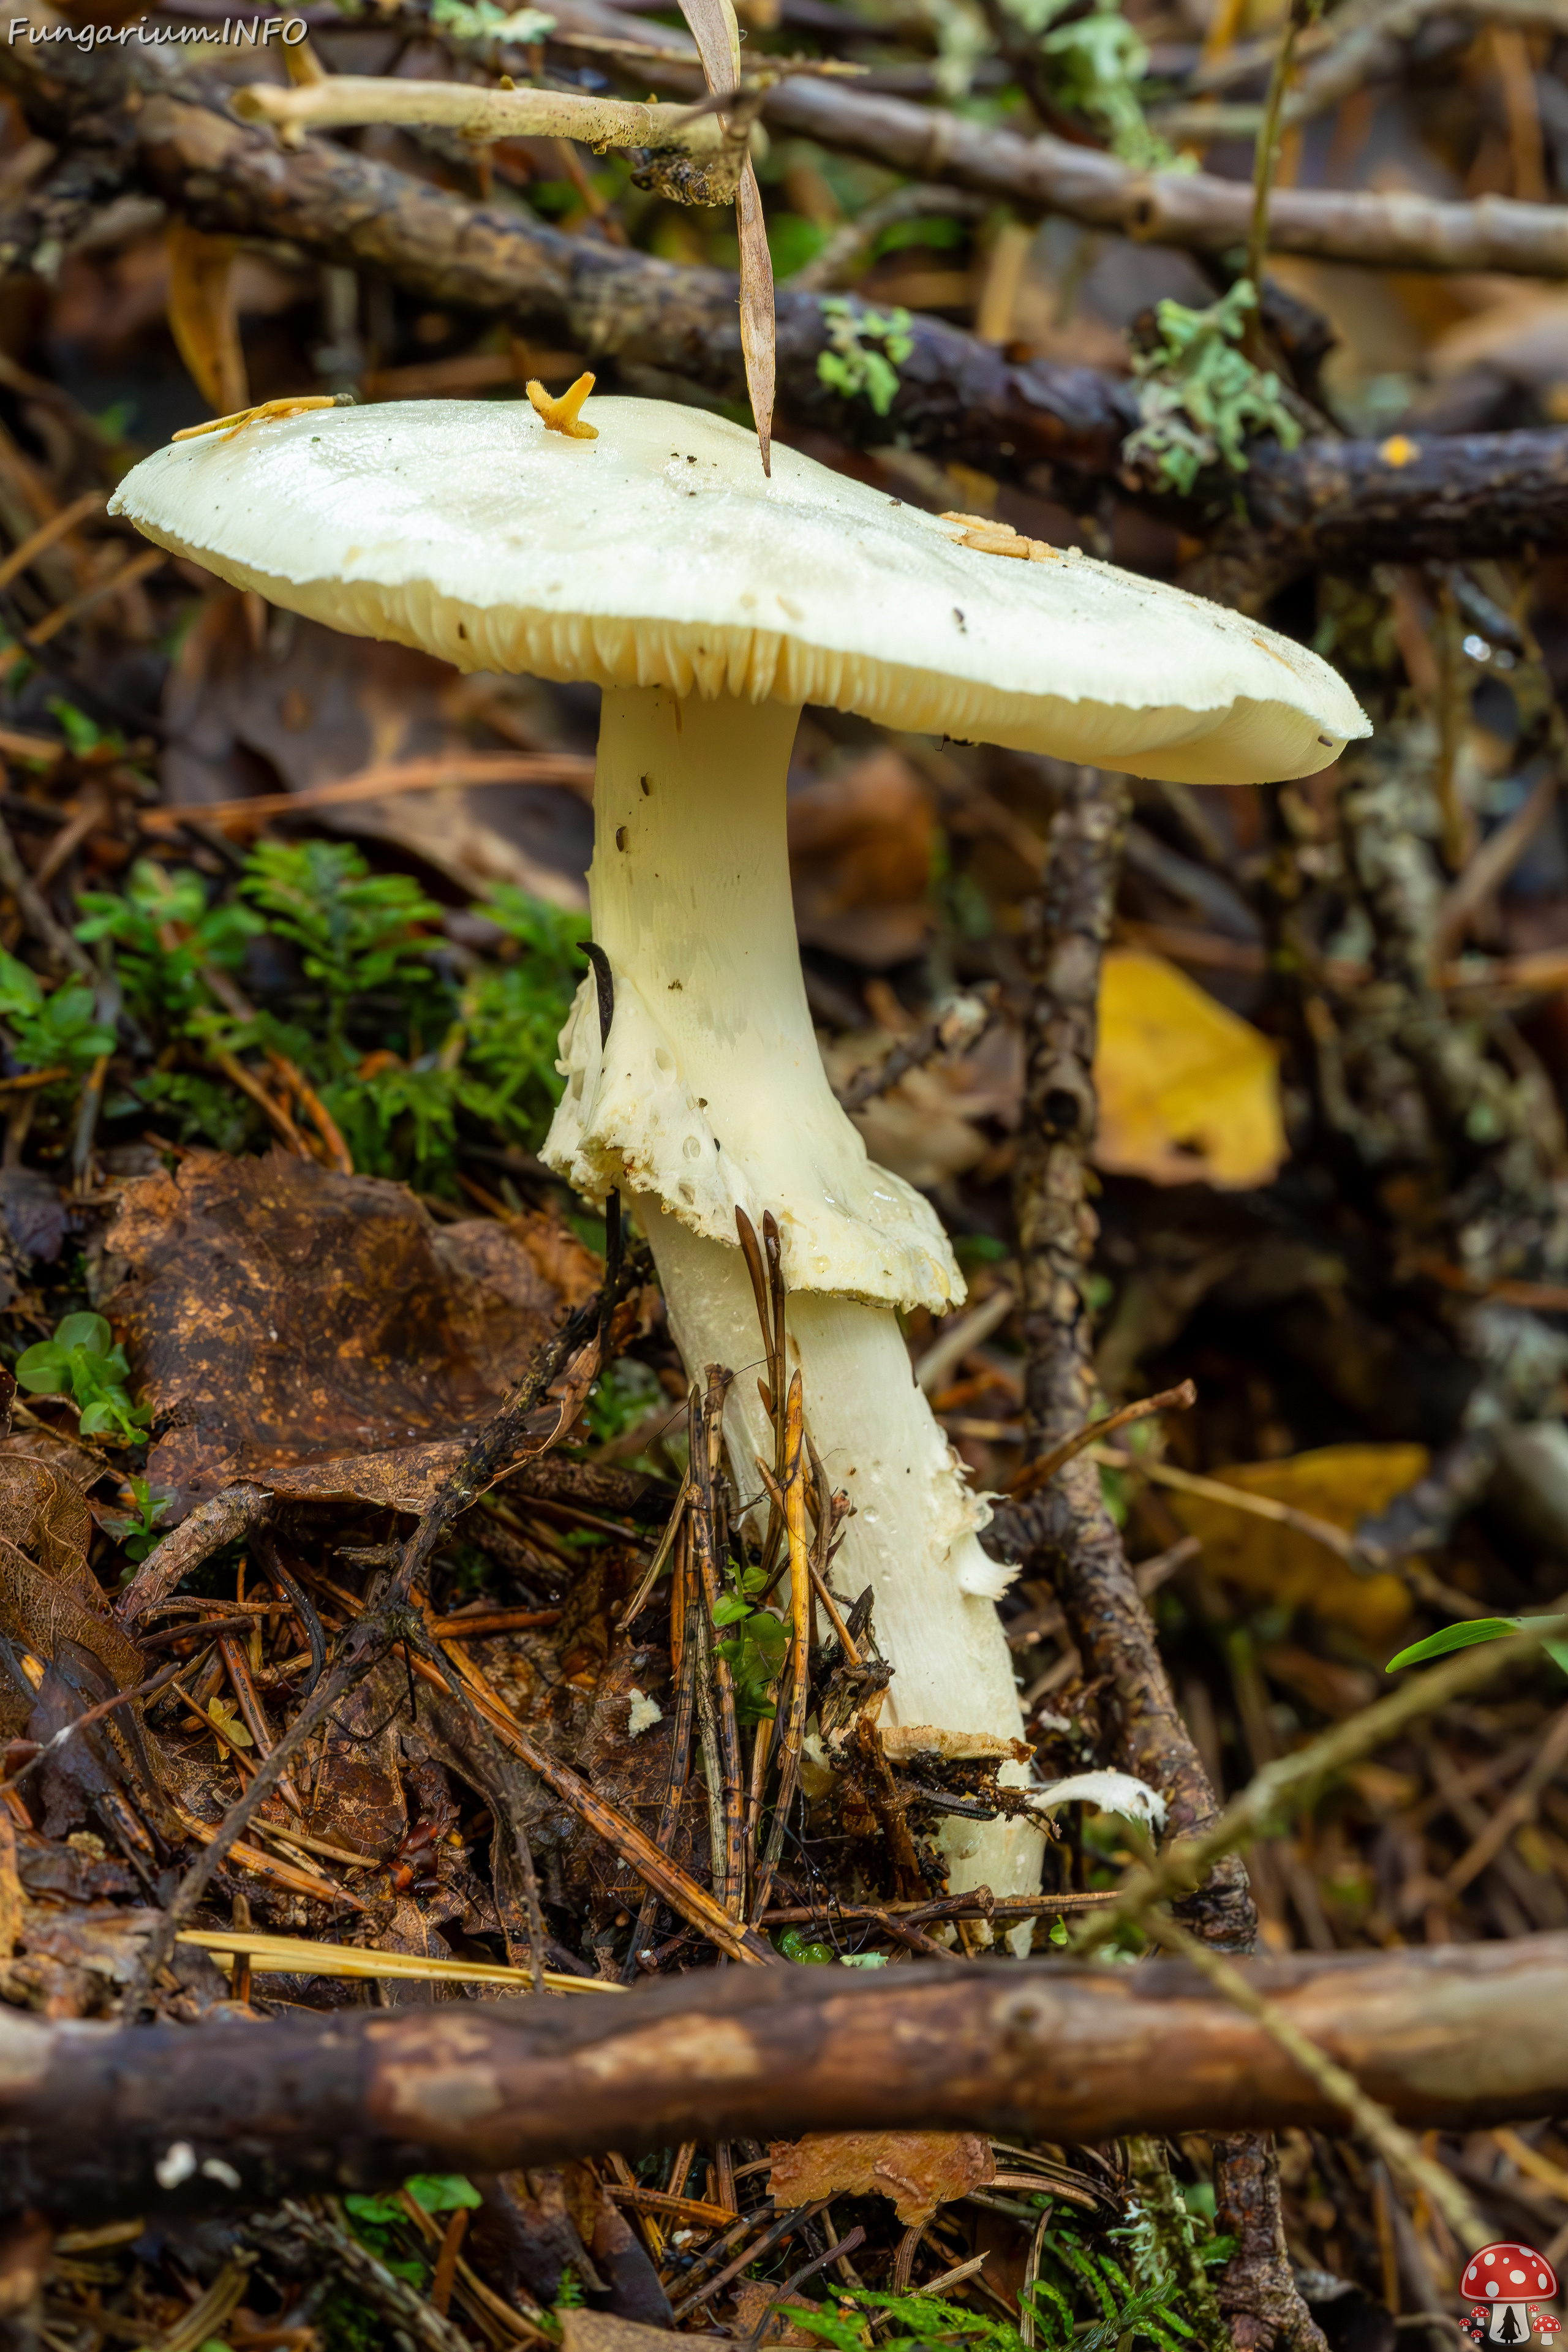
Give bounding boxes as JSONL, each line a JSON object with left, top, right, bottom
{"left": 109, "top": 398, "right": 1368, "bottom": 785}
{"left": 1462, "top": 2249, "right": 1559, "bottom": 2303}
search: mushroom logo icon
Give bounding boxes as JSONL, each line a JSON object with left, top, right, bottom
{"left": 1460, "top": 2247, "right": 1559, "bottom": 2340}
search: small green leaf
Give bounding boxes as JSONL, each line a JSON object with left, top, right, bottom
{"left": 53, "top": 1312, "right": 112, "bottom": 1356}
{"left": 15, "top": 1341, "right": 72, "bottom": 1393}
{"left": 1385, "top": 1618, "right": 1525, "bottom": 1672}
{"left": 1546, "top": 1639, "right": 1568, "bottom": 1679}
{"left": 1049, "top": 1916, "right": 1069, "bottom": 1945}
{"left": 711, "top": 1593, "right": 752, "bottom": 1626}
{"left": 405, "top": 2173, "right": 482, "bottom": 2214}
{"left": 344, "top": 2193, "right": 406, "bottom": 2225}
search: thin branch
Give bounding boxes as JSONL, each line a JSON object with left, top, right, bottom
{"left": 234, "top": 74, "right": 736, "bottom": 173}
{"left": 1008, "top": 1381, "right": 1196, "bottom": 1503}
{"left": 1073, "top": 1614, "right": 1568, "bottom": 1958}
{"left": 762, "top": 73, "right": 1568, "bottom": 279}
{"left": 0, "top": 807, "right": 94, "bottom": 977}
{"left": 1091, "top": 1444, "right": 1371, "bottom": 1565}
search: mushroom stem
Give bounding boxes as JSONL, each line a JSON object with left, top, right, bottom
{"left": 639, "top": 1202, "right": 1043, "bottom": 1906}
{"left": 549, "top": 683, "right": 1041, "bottom": 1908}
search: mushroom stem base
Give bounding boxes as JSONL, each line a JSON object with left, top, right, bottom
{"left": 637, "top": 1194, "right": 1045, "bottom": 1918}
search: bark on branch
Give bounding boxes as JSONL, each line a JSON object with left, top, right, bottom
{"left": 4, "top": 1940, "right": 1567, "bottom": 2226}
{"left": 6, "top": 33, "right": 1568, "bottom": 563}
{"left": 759, "top": 74, "right": 1568, "bottom": 280}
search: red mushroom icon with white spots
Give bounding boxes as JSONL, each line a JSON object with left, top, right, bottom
{"left": 1460, "top": 2246, "right": 1559, "bottom": 2340}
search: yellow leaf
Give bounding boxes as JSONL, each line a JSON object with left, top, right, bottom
{"left": 208, "top": 1696, "right": 254, "bottom": 1747}
{"left": 1094, "top": 949, "right": 1286, "bottom": 1191}
{"left": 1168, "top": 1444, "right": 1423, "bottom": 1638}
{"left": 165, "top": 221, "right": 249, "bottom": 418}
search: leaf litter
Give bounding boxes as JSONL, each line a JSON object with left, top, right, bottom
{"left": 0, "top": 287, "right": 1566, "bottom": 2352}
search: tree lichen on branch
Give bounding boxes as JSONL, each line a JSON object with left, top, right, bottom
{"left": 1121, "top": 281, "right": 1303, "bottom": 496}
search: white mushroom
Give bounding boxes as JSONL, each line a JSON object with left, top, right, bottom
{"left": 110, "top": 393, "right": 1369, "bottom": 1912}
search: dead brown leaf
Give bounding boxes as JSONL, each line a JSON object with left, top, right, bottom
{"left": 728, "top": 2285, "right": 817, "bottom": 2346}
{"left": 0, "top": 1428, "right": 110, "bottom": 1496}
{"left": 102, "top": 1148, "right": 592, "bottom": 1515}
{"left": 559, "top": 2313, "right": 696, "bottom": 2352}
{"left": 765, "top": 2130, "right": 995, "bottom": 2226}
{"left": 790, "top": 751, "right": 935, "bottom": 968}
{"left": 0, "top": 1455, "right": 145, "bottom": 1693}
{"left": 163, "top": 597, "right": 590, "bottom": 905}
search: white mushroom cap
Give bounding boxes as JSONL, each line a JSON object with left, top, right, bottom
{"left": 110, "top": 398, "right": 1368, "bottom": 780}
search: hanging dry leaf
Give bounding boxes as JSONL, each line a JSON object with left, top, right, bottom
{"left": 676, "top": 0, "right": 774, "bottom": 471}
{"left": 766, "top": 2130, "right": 995, "bottom": 2226}
{"left": 1094, "top": 949, "right": 1287, "bottom": 1191}
{"left": 737, "top": 157, "right": 776, "bottom": 473}
{"left": 1167, "top": 1444, "right": 1421, "bottom": 1638}
{"left": 165, "top": 220, "right": 249, "bottom": 417}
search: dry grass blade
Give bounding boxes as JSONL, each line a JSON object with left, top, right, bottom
{"left": 165, "top": 220, "right": 247, "bottom": 415}
{"left": 1143, "top": 1908, "right": 1488, "bottom": 2249}
{"left": 737, "top": 1204, "right": 791, "bottom": 1589}
{"left": 616, "top": 1468, "right": 688, "bottom": 1630}
{"left": 173, "top": 1804, "right": 371, "bottom": 1910}
{"left": 693, "top": 1371, "right": 747, "bottom": 1918}
{"left": 736, "top": 159, "right": 776, "bottom": 473}
{"left": 179, "top": 1927, "right": 624, "bottom": 1995}
{"left": 752, "top": 1371, "right": 809, "bottom": 1920}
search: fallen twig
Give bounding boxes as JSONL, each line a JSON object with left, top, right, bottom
{"left": 7, "top": 1939, "right": 1568, "bottom": 2223}
{"left": 1072, "top": 1615, "right": 1568, "bottom": 1957}
{"left": 1009, "top": 1382, "right": 1197, "bottom": 1502}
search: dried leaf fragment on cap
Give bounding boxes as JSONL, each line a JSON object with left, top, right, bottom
{"left": 940, "top": 511, "right": 1060, "bottom": 561}
{"left": 172, "top": 394, "right": 351, "bottom": 445}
